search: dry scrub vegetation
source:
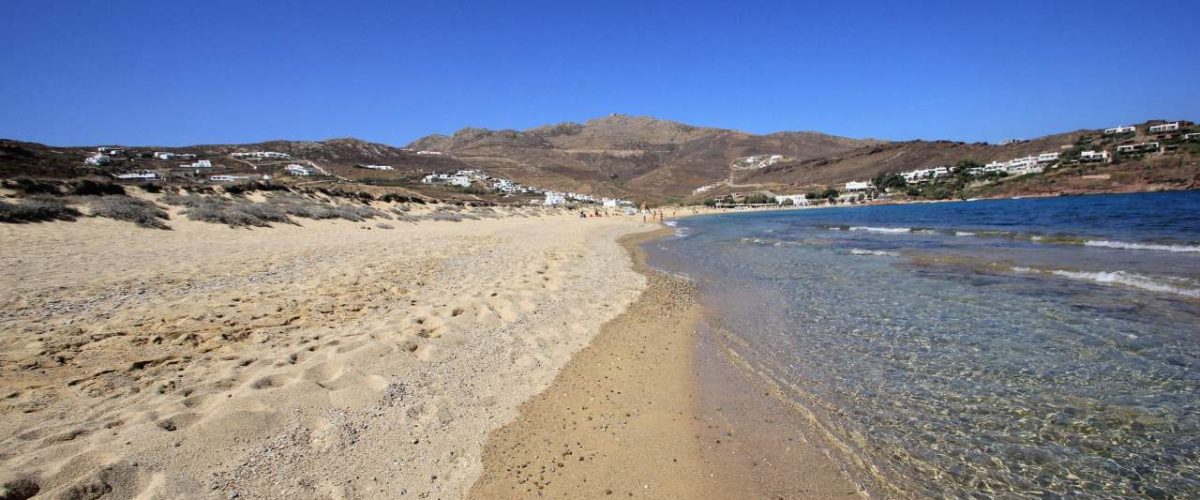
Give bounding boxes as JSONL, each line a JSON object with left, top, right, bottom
{"left": 1, "top": 178, "right": 570, "bottom": 229}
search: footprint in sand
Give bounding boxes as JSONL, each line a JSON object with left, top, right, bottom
{"left": 249, "top": 373, "right": 294, "bottom": 390}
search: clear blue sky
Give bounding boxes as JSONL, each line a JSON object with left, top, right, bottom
{"left": 2, "top": 0, "right": 1197, "bottom": 146}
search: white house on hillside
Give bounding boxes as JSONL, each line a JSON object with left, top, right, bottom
{"left": 1116, "top": 142, "right": 1160, "bottom": 154}
{"left": 84, "top": 153, "right": 110, "bottom": 166}
{"left": 181, "top": 160, "right": 212, "bottom": 169}
{"left": 285, "top": 164, "right": 316, "bottom": 176}
{"left": 114, "top": 170, "right": 158, "bottom": 180}
{"left": 776, "top": 194, "right": 810, "bottom": 206}
{"left": 844, "top": 181, "right": 873, "bottom": 192}
{"left": 1080, "top": 150, "right": 1110, "bottom": 163}
{"left": 1147, "top": 121, "right": 1176, "bottom": 133}
{"left": 544, "top": 192, "right": 566, "bottom": 205}
{"left": 1103, "top": 126, "right": 1136, "bottom": 135}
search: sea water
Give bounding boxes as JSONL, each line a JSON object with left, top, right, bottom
{"left": 645, "top": 192, "right": 1200, "bottom": 498}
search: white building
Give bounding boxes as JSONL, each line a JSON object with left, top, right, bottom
{"left": 210, "top": 175, "right": 250, "bottom": 182}
{"left": 544, "top": 192, "right": 567, "bottom": 205}
{"left": 358, "top": 164, "right": 394, "bottom": 171}
{"left": 1116, "top": 142, "right": 1160, "bottom": 154}
{"left": 492, "top": 179, "right": 515, "bottom": 192}
{"left": 1103, "top": 126, "right": 1136, "bottom": 135}
{"left": 844, "top": 181, "right": 873, "bottom": 192}
{"left": 1005, "top": 157, "right": 1044, "bottom": 175}
{"left": 1148, "top": 122, "right": 1180, "bottom": 134}
{"left": 421, "top": 173, "right": 449, "bottom": 184}
{"left": 901, "top": 166, "right": 950, "bottom": 184}
{"left": 232, "top": 151, "right": 290, "bottom": 160}
{"left": 181, "top": 160, "right": 212, "bottom": 169}
{"left": 114, "top": 170, "right": 158, "bottom": 180}
{"left": 449, "top": 174, "right": 471, "bottom": 187}
{"left": 1185, "top": 133, "right": 1200, "bottom": 141}
{"left": 1006, "top": 156, "right": 1042, "bottom": 175}
{"left": 84, "top": 153, "right": 110, "bottom": 166}
{"left": 285, "top": 164, "right": 316, "bottom": 176}
{"left": 1037, "top": 152, "right": 1061, "bottom": 163}
{"left": 416, "top": 150, "right": 443, "bottom": 156}
{"left": 1080, "top": 150, "right": 1110, "bottom": 163}
{"left": 776, "top": 194, "right": 810, "bottom": 206}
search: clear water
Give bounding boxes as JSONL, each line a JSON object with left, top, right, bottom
{"left": 646, "top": 192, "right": 1200, "bottom": 498}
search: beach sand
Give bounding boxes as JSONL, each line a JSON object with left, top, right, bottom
{"left": 469, "top": 228, "right": 860, "bottom": 499}
{"left": 0, "top": 211, "right": 649, "bottom": 499}
{"left": 2, "top": 206, "right": 857, "bottom": 499}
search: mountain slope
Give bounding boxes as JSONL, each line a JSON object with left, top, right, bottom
{"left": 407, "top": 114, "right": 877, "bottom": 200}
{"left": 3, "top": 116, "right": 1196, "bottom": 203}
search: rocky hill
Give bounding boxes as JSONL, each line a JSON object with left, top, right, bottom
{"left": 407, "top": 114, "right": 875, "bottom": 202}
{"left": 2, "top": 115, "right": 1196, "bottom": 203}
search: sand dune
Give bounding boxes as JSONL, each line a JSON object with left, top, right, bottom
{"left": 0, "top": 212, "right": 649, "bottom": 499}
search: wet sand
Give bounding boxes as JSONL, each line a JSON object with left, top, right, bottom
{"left": 470, "top": 228, "right": 860, "bottom": 498}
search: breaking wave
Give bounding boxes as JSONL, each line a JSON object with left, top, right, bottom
{"left": 1013, "top": 267, "right": 1200, "bottom": 298}
{"left": 850, "top": 248, "right": 901, "bottom": 257}
{"left": 1083, "top": 240, "right": 1200, "bottom": 254}
{"left": 849, "top": 226, "right": 911, "bottom": 234}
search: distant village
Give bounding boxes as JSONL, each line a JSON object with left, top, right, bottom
{"left": 82, "top": 147, "right": 633, "bottom": 208}
{"left": 79, "top": 120, "right": 1195, "bottom": 209}
{"left": 713, "top": 120, "right": 1197, "bottom": 207}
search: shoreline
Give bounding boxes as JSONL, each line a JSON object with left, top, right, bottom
{"left": 469, "top": 227, "right": 859, "bottom": 498}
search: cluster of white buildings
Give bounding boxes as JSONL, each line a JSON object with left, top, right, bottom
{"left": 415, "top": 150, "right": 444, "bottom": 156}
{"left": 902, "top": 166, "right": 952, "bottom": 184}
{"left": 231, "top": 151, "right": 290, "bottom": 160}
{"left": 1104, "top": 122, "right": 1183, "bottom": 136}
{"left": 539, "top": 191, "right": 631, "bottom": 207}
{"left": 421, "top": 168, "right": 629, "bottom": 207}
{"left": 969, "top": 152, "right": 1061, "bottom": 177}
{"left": 421, "top": 169, "right": 483, "bottom": 188}
{"left": 733, "top": 154, "right": 786, "bottom": 169}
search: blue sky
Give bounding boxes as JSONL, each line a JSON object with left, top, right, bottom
{"left": 2, "top": 0, "right": 1196, "bottom": 146}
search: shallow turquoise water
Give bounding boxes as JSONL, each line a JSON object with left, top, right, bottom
{"left": 647, "top": 192, "right": 1200, "bottom": 498}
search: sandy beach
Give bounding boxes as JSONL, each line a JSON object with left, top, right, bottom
{"left": 469, "top": 228, "right": 859, "bottom": 499}
{"left": 0, "top": 210, "right": 650, "bottom": 499}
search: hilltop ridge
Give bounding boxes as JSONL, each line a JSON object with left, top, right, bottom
{"left": 2, "top": 116, "right": 1197, "bottom": 203}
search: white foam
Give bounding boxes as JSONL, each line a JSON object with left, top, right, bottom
{"left": 1083, "top": 240, "right": 1200, "bottom": 254}
{"left": 955, "top": 231, "right": 976, "bottom": 237}
{"left": 849, "top": 226, "right": 911, "bottom": 234}
{"left": 849, "top": 248, "right": 900, "bottom": 257}
{"left": 1048, "top": 270, "right": 1200, "bottom": 298}
{"left": 663, "top": 221, "right": 678, "bottom": 227}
